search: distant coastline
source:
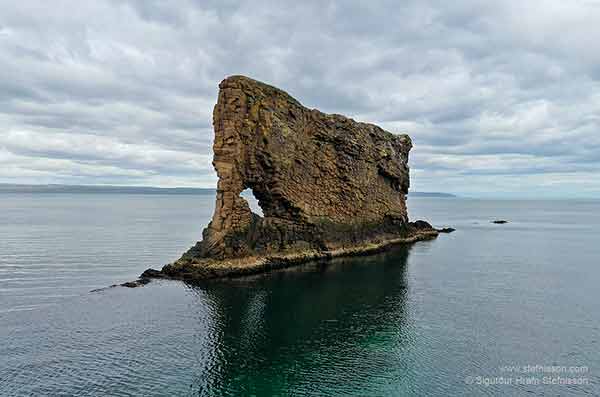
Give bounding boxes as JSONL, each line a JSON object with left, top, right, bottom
{"left": 0, "top": 184, "right": 214, "bottom": 195}
{"left": 0, "top": 184, "right": 457, "bottom": 197}
{"left": 408, "top": 192, "right": 457, "bottom": 198}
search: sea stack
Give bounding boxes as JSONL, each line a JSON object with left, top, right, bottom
{"left": 144, "top": 75, "right": 438, "bottom": 280}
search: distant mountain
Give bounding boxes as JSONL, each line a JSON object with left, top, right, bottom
{"left": 408, "top": 191, "right": 457, "bottom": 198}
{"left": 0, "top": 184, "right": 457, "bottom": 198}
{"left": 0, "top": 184, "right": 215, "bottom": 195}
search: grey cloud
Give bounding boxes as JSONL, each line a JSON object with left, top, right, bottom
{"left": 0, "top": 0, "right": 599, "bottom": 196}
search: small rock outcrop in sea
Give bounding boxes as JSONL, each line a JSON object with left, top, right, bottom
{"left": 492, "top": 220, "right": 509, "bottom": 224}
{"left": 90, "top": 277, "right": 152, "bottom": 292}
{"left": 143, "top": 76, "right": 440, "bottom": 281}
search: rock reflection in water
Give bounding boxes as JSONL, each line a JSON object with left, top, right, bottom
{"left": 187, "top": 245, "right": 414, "bottom": 396}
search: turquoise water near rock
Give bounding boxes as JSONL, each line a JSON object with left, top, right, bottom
{"left": 1, "top": 194, "right": 599, "bottom": 395}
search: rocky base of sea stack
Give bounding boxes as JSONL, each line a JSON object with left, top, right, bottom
{"left": 141, "top": 221, "right": 439, "bottom": 282}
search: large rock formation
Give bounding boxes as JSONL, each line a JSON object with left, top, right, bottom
{"left": 144, "top": 76, "right": 438, "bottom": 280}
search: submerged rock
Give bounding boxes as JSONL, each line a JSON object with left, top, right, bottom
{"left": 437, "top": 227, "right": 456, "bottom": 233}
{"left": 140, "top": 268, "right": 164, "bottom": 279}
{"left": 120, "top": 278, "right": 152, "bottom": 288}
{"left": 145, "top": 76, "right": 441, "bottom": 280}
{"left": 90, "top": 277, "right": 152, "bottom": 292}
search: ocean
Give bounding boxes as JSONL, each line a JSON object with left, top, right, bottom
{"left": 1, "top": 193, "right": 599, "bottom": 396}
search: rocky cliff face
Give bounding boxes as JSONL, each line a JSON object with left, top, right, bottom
{"left": 178, "top": 75, "right": 425, "bottom": 265}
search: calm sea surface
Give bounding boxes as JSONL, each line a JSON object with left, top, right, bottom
{"left": 1, "top": 193, "right": 599, "bottom": 396}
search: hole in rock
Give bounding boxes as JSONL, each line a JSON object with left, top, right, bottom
{"left": 241, "top": 188, "right": 263, "bottom": 217}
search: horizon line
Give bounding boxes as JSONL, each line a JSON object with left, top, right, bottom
{"left": 1, "top": 182, "right": 599, "bottom": 200}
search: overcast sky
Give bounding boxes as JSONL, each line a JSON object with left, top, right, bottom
{"left": 1, "top": 1, "right": 599, "bottom": 197}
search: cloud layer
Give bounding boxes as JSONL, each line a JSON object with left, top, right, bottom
{"left": 1, "top": 0, "right": 599, "bottom": 196}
